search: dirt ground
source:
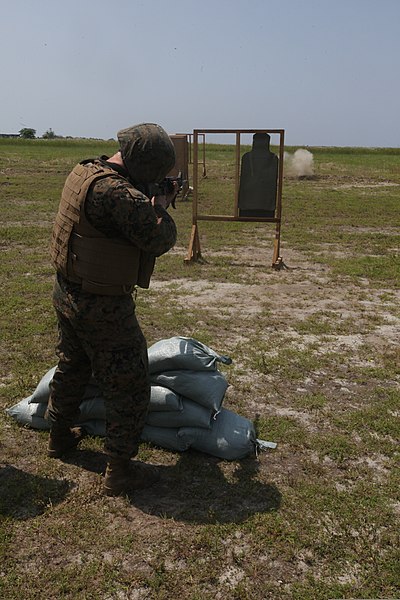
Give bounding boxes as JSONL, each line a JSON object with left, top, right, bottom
{"left": 151, "top": 242, "right": 399, "bottom": 381}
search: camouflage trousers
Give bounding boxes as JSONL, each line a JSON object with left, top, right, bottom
{"left": 47, "top": 274, "right": 150, "bottom": 459}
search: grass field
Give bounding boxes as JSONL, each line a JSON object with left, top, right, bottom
{"left": 0, "top": 138, "right": 399, "bottom": 599}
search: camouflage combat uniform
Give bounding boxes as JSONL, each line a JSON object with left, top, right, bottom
{"left": 47, "top": 152, "right": 176, "bottom": 459}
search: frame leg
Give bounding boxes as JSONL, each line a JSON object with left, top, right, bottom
{"left": 185, "top": 224, "right": 203, "bottom": 263}
{"left": 272, "top": 223, "right": 284, "bottom": 269}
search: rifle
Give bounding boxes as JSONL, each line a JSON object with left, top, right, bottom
{"left": 154, "top": 171, "right": 186, "bottom": 208}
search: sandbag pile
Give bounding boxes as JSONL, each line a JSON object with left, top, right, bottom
{"left": 6, "top": 337, "right": 275, "bottom": 459}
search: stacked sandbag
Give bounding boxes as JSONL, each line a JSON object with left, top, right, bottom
{"left": 142, "top": 337, "right": 232, "bottom": 454}
{"left": 6, "top": 337, "right": 268, "bottom": 459}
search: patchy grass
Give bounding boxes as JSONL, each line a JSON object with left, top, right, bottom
{"left": 0, "top": 139, "right": 399, "bottom": 599}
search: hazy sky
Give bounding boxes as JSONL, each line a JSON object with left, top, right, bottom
{"left": 1, "top": 0, "right": 399, "bottom": 147}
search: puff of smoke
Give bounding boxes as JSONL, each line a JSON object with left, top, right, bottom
{"left": 284, "top": 148, "right": 314, "bottom": 178}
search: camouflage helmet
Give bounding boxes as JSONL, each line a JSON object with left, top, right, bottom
{"left": 117, "top": 123, "right": 175, "bottom": 183}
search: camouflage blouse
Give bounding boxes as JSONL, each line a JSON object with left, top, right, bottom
{"left": 84, "top": 157, "right": 177, "bottom": 257}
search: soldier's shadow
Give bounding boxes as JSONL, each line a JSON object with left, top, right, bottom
{"left": 63, "top": 448, "right": 281, "bottom": 524}
{"left": 0, "top": 464, "right": 71, "bottom": 520}
{"left": 131, "top": 451, "right": 281, "bottom": 524}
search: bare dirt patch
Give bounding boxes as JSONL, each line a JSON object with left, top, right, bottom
{"left": 152, "top": 246, "right": 399, "bottom": 345}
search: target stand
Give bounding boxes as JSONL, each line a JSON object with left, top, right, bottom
{"left": 185, "top": 128, "right": 285, "bottom": 269}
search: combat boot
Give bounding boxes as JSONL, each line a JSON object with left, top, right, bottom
{"left": 47, "top": 425, "right": 86, "bottom": 458}
{"left": 103, "top": 458, "right": 160, "bottom": 497}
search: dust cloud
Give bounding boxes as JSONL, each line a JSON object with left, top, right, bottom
{"left": 284, "top": 148, "right": 314, "bottom": 178}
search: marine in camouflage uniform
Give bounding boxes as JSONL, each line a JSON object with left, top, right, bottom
{"left": 47, "top": 123, "right": 177, "bottom": 495}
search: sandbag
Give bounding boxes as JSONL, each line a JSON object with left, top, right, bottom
{"left": 6, "top": 396, "right": 50, "bottom": 430}
{"left": 28, "top": 367, "right": 183, "bottom": 414}
{"left": 140, "top": 425, "right": 192, "bottom": 452}
{"left": 6, "top": 339, "right": 273, "bottom": 460}
{"left": 29, "top": 367, "right": 98, "bottom": 404}
{"left": 79, "top": 386, "right": 184, "bottom": 421}
{"left": 6, "top": 400, "right": 269, "bottom": 460}
{"left": 151, "top": 370, "right": 228, "bottom": 412}
{"left": 179, "top": 408, "right": 257, "bottom": 460}
{"left": 148, "top": 336, "right": 232, "bottom": 374}
{"left": 65, "top": 421, "right": 193, "bottom": 451}
{"left": 6, "top": 397, "right": 103, "bottom": 431}
{"left": 6, "top": 399, "right": 107, "bottom": 438}
{"left": 29, "top": 337, "right": 232, "bottom": 405}
{"left": 149, "top": 386, "right": 183, "bottom": 412}
{"left": 29, "top": 367, "right": 56, "bottom": 403}
{"left": 76, "top": 381, "right": 183, "bottom": 411}
{"left": 146, "top": 398, "right": 213, "bottom": 429}
{"left": 79, "top": 398, "right": 106, "bottom": 421}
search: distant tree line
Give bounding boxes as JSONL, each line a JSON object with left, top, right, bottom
{"left": 2, "top": 128, "right": 111, "bottom": 141}
{"left": 18, "top": 127, "right": 61, "bottom": 139}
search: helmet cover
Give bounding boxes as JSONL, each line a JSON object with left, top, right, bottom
{"left": 117, "top": 123, "right": 175, "bottom": 183}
